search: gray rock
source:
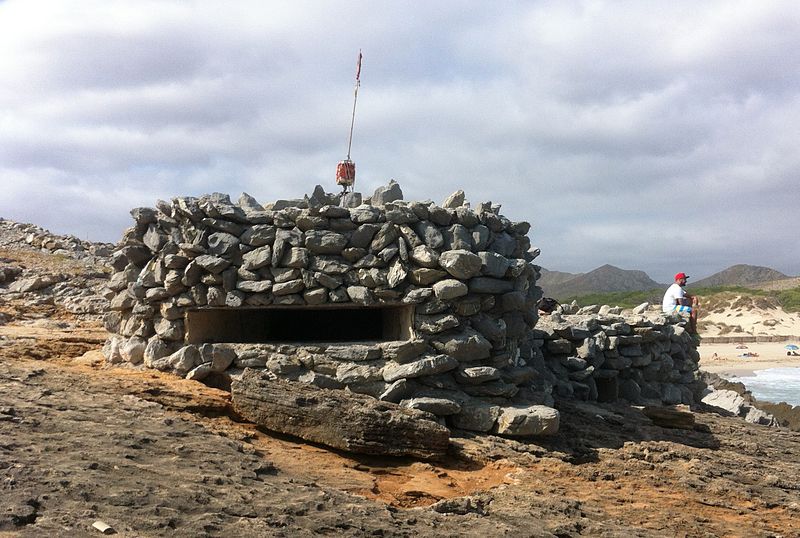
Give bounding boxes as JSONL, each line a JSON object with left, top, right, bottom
{"left": 198, "top": 344, "right": 236, "bottom": 372}
{"left": 240, "top": 225, "right": 276, "bottom": 247}
{"left": 402, "top": 287, "right": 433, "bottom": 303}
{"left": 410, "top": 268, "right": 449, "bottom": 286}
{"left": 350, "top": 205, "right": 383, "bottom": 224}
{"left": 121, "top": 336, "right": 146, "bottom": 365}
{"left": 370, "top": 223, "right": 398, "bottom": 252}
{"left": 207, "top": 232, "right": 239, "bottom": 256}
{"left": 225, "top": 291, "right": 246, "bottom": 307}
{"left": 371, "top": 180, "right": 403, "bottom": 205}
{"left": 303, "top": 287, "right": 328, "bottom": 304}
{"left": 143, "top": 225, "right": 166, "bottom": 252}
{"left": 336, "top": 363, "right": 383, "bottom": 384}
{"left": 242, "top": 246, "right": 272, "bottom": 270}
{"left": 326, "top": 344, "right": 381, "bottom": 362}
{"left": 701, "top": 389, "right": 746, "bottom": 416}
{"left": 416, "top": 313, "right": 460, "bottom": 334}
{"left": 357, "top": 268, "right": 388, "bottom": 288}
{"left": 236, "top": 280, "right": 273, "bottom": 293}
{"left": 154, "top": 318, "right": 184, "bottom": 341}
{"left": 428, "top": 206, "right": 452, "bottom": 226}
{"left": 443, "top": 224, "right": 473, "bottom": 251}
{"left": 489, "top": 232, "right": 516, "bottom": 256}
{"left": 9, "top": 275, "right": 62, "bottom": 293}
{"left": 186, "top": 362, "right": 214, "bottom": 381}
{"left": 380, "top": 339, "right": 428, "bottom": 364}
{"left": 309, "top": 256, "right": 351, "bottom": 275}
{"left": 401, "top": 397, "right": 461, "bottom": 416}
{"left": 432, "top": 278, "right": 468, "bottom": 300}
{"left": 441, "top": 190, "right": 465, "bottom": 208}
{"left": 454, "top": 366, "right": 500, "bottom": 385}
{"left": 273, "top": 279, "right": 305, "bottom": 296}
{"left": 410, "top": 245, "right": 440, "bottom": 268}
{"left": 383, "top": 354, "right": 459, "bottom": 382}
{"left": 493, "top": 405, "right": 560, "bottom": 436}
{"left": 478, "top": 251, "right": 510, "bottom": 278}
{"left": 281, "top": 247, "right": 309, "bottom": 268}
{"left": 472, "top": 225, "right": 490, "bottom": 251}
{"left": 468, "top": 277, "right": 514, "bottom": 294}
{"left": 298, "top": 371, "right": 344, "bottom": 390}
{"left": 346, "top": 286, "right": 373, "bottom": 305}
{"left": 231, "top": 370, "right": 449, "bottom": 459}
{"left": 319, "top": 205, "right": 350, "bottom": 218}
{"left": 271, "top": 267, "right": 300, "bottom": 283}
{"left": 413, "top": 221, "right": 444, "bottom": 249}
{"left": 432, "top": 329, "right": 492, "bottom": 361}
{"left": 164, "top": 345, "right": 201, "bottom": 376}
{"left": 305, "top": 230, "right": 348, "bottom": 254}
{"left": 450, "top": 401, "right": 500, "bottom": 432}
{"left": 379, "top": 379, "right": 414, "bottom": 403}
{"left": 386, "top": 259, "right": 408, "bottom": 288}
{"left": 194, "top": 255, "right": 231, "bottom": 274}
{"left": 385, "top": 205, "right": 418, "bottom": 224}
{"left": 744, "top": 406, "right": 778, "bottom": 426}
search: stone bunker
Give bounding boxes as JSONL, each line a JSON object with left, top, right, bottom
{"left": 103, "top": 182, "right": 701, "bottom": 438}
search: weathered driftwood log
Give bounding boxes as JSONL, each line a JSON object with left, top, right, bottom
{"left": 231, "top": 368, "right": 450, "bottom": 459}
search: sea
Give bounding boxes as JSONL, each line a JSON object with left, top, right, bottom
{"left": 731, "top": 367, "right": 800, "bottom": 407}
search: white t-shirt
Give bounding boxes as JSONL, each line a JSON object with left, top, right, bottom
{"left": 662, "top": 283, "right": 685, "bottom": 312}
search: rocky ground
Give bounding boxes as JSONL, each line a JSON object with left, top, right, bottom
{"left": 2, "top": 219, "right": 800, "bottom": 537}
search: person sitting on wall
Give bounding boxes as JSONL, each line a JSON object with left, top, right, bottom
{"left": 662, "top": 272, "right": 698, "bottom": 333}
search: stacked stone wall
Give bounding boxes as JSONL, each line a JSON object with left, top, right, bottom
{"left": 102, "top": 183, "right": 701, "bottom": 434}
{"left": 533, "top": 306, "right": 702, "bottom": 406}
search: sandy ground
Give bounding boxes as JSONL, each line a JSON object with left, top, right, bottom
{"left": 699, "top": 341, "right": 800, "bottom": 376}
{"left": 699, "top": 300, "right": 800, "bottom": 338}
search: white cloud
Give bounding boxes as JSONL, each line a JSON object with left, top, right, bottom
{"left": 1, "top": 0, "right": 799, "bottom": 283}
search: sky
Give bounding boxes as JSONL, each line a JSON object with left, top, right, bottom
{"left": 1, "top": 0, "right": 798, "bottom": 283}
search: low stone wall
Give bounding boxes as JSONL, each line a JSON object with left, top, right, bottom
{"left": 532, "top": 309, "right": 702, "bottom": 406}
{"left": 101, "top": 183, "right": 702, "bottom": 434}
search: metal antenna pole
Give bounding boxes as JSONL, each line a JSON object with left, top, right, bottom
{"left": 346, "top": 50, "right": 362, "bottom": 161}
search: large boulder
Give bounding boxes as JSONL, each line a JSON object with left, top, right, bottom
{"left": 493, "top": 405, "right": 560, "bottom": 436}
{"left": 231, "top": 369, "right": 449, "bottom": 459}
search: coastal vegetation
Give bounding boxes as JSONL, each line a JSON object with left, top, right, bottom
{"left": 561, "top": 285, "right": 800, "bottom": 313}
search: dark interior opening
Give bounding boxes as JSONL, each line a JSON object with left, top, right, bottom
{"left": 595, "top": 376, "right": 619, "bottom": 403}
{"left": 185, "top": 306, "right": 414, "bottom": 344}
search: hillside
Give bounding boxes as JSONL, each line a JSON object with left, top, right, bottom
{"left": 536, "top": 268, "right": 581, "bottom": 291}
{"left": 689, "top": 264, "right": 790, "bottom": 288}
{"left": 541, "top": 264, "right": 662, "bottom": 300}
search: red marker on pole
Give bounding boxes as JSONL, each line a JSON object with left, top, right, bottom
{"left": 336, "top": 50, "right": 362, "bottom": 192}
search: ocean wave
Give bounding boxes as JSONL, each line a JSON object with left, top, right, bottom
{"left": 734, "top": 367, "right": 800, "bottom": 406}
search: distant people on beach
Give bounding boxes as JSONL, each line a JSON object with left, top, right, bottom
{"left": 662, "top": 272, "right": 698, "bottom": 333}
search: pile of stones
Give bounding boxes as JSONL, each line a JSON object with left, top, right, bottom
{"left": 0, "top": 219, "right": 112, "bottom": 318}
{"left": 102, "top": 183, "right": 563, "bottom": 435}
{"left": 0, "top": 218, "right": 113, "bottom": 260}
{"left": 101, "top": 182, "right": 702, "bottom": 435}
{"left": 533, "top": 304, "right": 703, "bottom": 406}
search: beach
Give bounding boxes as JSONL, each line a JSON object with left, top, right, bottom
{"left": 699, "top": 341, "right": 800, "bottom": 377}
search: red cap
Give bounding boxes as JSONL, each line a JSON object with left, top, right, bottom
{"left": 674, "top": 272, "right": 689, "bottom": 281}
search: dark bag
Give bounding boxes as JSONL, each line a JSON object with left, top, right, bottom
{"left": 537, "top": 297, "right": 560, "bottom": 314}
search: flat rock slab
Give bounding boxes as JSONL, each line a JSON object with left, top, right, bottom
{"left": 231, "top": 368, "right": 450, "bottom": 459}
{"left": 642, "top": 405, "right": 696, "bottom": 429}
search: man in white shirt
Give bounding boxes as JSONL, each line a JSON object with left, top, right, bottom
{"left": 662, "top": 272, "right": 698, "bottom": 333}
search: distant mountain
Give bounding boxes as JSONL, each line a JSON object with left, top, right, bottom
{"left": 688, "top": 264, "right": 791, "bottom": 288}
{"left": 537, "top": 268, "right": 581, "bottom": 290}
{"left": 539, "top": 264, "right": 663, "bottom": 300}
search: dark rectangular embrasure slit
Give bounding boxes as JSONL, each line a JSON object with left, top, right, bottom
{"left": 184, "top": 306, "right": 414, "bottom": 344}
